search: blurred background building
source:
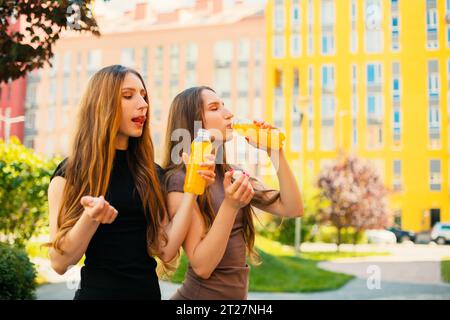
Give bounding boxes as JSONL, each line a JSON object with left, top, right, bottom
{"left": 5, "top": 0, "right": 450, "bottom": 233}
{"left": 0, "top": 16, "right": 26, "bottom": 144}
{"left": 266, "top": 0, "right": 450, "bottom": 232}
{"left": 24, "top": 0, "right": 265, "bottom": 163}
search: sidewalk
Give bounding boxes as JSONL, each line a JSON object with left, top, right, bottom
{"left": 34, "top": 243, "right": 450, "bottom": 300}
{"left": 36, "top": 278, "right": 450, "bottom": 300}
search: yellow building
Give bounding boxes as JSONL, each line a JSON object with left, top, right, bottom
{"left": 266, "top": 0, "right": 450, "bottom": 232}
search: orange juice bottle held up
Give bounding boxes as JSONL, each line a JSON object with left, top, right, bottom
{"left": 232, "top": 119, "right": 285, "bottom": 150}
{"left": 184, "top": 128, "right": 213, "bottom": 195}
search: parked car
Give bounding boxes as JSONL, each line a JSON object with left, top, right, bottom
{"left": 365, "top": 229, "right": 397, "bottom": 244}
{"left": 431, "top": 222, "right": 450, "bottom": 245}
{"left": 387, "top": 227, "right": 416, "bottom": 243}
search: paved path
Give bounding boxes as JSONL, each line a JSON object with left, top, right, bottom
{"left": 35, "top": 243, "right": 450, "bottom": 300}
{"left": 36, "top": 278, "right": 450, "bottom": 300}
{"left": 319, "top": 260, "right": 444, "bottom": 285}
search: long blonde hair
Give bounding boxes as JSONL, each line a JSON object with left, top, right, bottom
{"left": 49, "top": 65, "right": 169, "bottom": 263}
{"left": 162, "top": 86, "right": 280, "bottom": 265}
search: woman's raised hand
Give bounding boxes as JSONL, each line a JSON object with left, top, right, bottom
{"left": 80, "top": 195, "right": 118, "bottom": 224}
{"left": 223, "top": 169, "right": 254, "bottom": 210}
{"left": 182, "top": 152, "right": 216, "bottom": 187}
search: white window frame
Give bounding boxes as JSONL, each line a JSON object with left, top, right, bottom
{"left": 429, "top": 159, "right": 442, "bottom": 191}
{"left": 291, "top": 0, "right": 301, "bottom": 30}
{"left": 274, "top": 0, "right": 285, "bottom": 32}
{"left": 350, "top": 0, "right": 358, "bottom": 53}
{"left": 307, "top": 0, "right": 314, "bottom": 56}
{"left": 274, "top": 34, "right": 285, "bottom": 58}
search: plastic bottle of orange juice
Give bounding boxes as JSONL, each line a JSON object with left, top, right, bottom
{"left": 232, "top": 119, "right": 285, "bottom": 150}
{"left": 184, "top": 128, "right": 213, "bottom": 195}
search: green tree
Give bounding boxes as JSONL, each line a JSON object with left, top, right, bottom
{"left": 0, "top": 0, "right": 105, "bottom": 82}
{"left": 0, "top": 137, "right": 60, "bottom": 247}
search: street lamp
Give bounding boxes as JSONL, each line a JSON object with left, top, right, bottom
{"left": 293, "top": 96, "right": 311, "bottom": 255}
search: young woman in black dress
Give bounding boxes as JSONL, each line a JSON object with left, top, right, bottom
{"left": 47, "top": 65, "right": 215, "bottom": 300}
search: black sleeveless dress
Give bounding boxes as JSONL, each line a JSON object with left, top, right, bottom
{"left": 51, "top": 149, "right": 163, "bottom": 300}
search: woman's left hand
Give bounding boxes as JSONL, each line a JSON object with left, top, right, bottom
{"left": 244, "top": 120, "right": 283, "bottom": 152}
{"left": 182, "top": 153, "right": 216, "bottom": 187}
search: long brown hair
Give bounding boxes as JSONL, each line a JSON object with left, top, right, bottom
{"left": 162, "top": 86, "right": 280, "bottom": 264}
{"left": 49, "top": 65, "right": 168, "bottom": 261}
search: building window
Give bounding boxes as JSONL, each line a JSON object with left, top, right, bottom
{"left": 49, "top": 78, "right": 57, "bottom": 106}
{"left": 45, "top": 138, "right": 54, "bottom": 157}
{"left": 426, "top": 0, "right": 438, "bottom": 49}
{"left": 320, "top": 65, "right": 335, "bottom": 150}
{"left": 254, "top": 96, "right": 263, "bottom": 120}
{"left": 393, "top": 159, "right": 402, "bottom": 191}
{"left": 291, "top": 69, "right": 301, "bottom": 152}
{"left": 292, "top": 0, "right": 300, "bottom": 28}
{"left": 366, "top": 63, "right": 383, "bottom": 149}
{"left": 238, "top": 39, "right": 250, "bottom": 98}
{"left": 274, "top": 69, "right": 285, "bottom": 129}
{"left": 391, "top": 0, "right": 400, "bottom": 51}
{"left": 350, "top": 0, "right": 358, "bottom": 53}
{"left": 185, "top": 43, "right": 198, "bottom": 88}
{"left": 25, "top": 70, "right": 39, "bottom": 111}
{"left": 61, "top": 52, "right": 71, "bottom": 106}
{"left": 446, "top": 0, "right": 450, "bottom": 47}
{"left": 153, "top": 46, "right": 164, "bottom": 121}
{"left": 75, "top": 52, "right": 82, "bottom": 100}
{"left": 307, "top": 65, "right": 314, "bottom": 150}
{"left": 307, "top": 0, "right": 314, "bottom": 55}
{"left": 141, "top": 47, "right": 148, "bottom": 83}
{"left": 291, "top": 34, "right": 301, "bottom": 57}
{"left": 169, "top": 44, "right": 179, "bottom": 99}
{"left": 254, "top": 39, "right": 263, "bottom": 97}
{"left": 274, "top": 34, "right": 285, "bottom": 58}
{"left": 392, "top": 62, "right": 401, "bottom": 145}
{"left": 351, "top": 64, "right": 358, "bottom": 148}
{"left": 364, "top": 0, "right": 383, "bottom": 53}
{"left": 87, "top": 49, "right": 102, "bottom": 78}
{"left": 291, "top": 0, "right": 301, "bottom": 57}
{"left": 236, "top": 97, "right": 249, "bottom": 119}
{"left": 430, "top": 159, "right": 441, "bottom": 191}
{"left": 214, "top": 41, "right": 233, "bottom": 100}
{"left": 274, "top": 0, "right": 285, "bottom": 31}
{"left": 120, "top": 48, "right": 135, "bottom": 68}
{"left": 47, "top": 107, "right": 56, "bottom": 133}
{"left": 320, "top": 0, "right": 335, "bottom": 55}
{"left": 428, "top": 60, "right": 440, "bottom": 148}
{"left": 48, "top": 55, "right": 59, "bottom": 78}
{"left": 273, "top": 0, "right": 285, "bottom": 58}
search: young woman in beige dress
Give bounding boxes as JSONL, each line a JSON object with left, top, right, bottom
{"left": 162, "top": 86, "right": 303, "bottom": 300}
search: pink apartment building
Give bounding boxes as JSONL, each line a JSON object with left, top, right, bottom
{"left": 27, "top": 0, "right": 265, "bottom": 163}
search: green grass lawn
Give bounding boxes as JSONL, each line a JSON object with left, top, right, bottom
{"left": 169, "top": 236, "right": 390, "bottom": 293}
{"left": 442, "top": 257, "right": 450, "bottom": 283}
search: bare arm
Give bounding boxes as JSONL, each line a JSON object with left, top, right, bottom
{"left": 166, "top": 172, "right": 253, "bottom": 279}
{"left": 48, "top": 177, "right": 118, "bottom": 275}
{"left": 157, "top": 153, "right": 216, "bottom": 263}
{"left": 252, "top": 149, "right": 304, "bottom": 218}
{"left": 157, "top": 192, "right": 197, "bottom": 263}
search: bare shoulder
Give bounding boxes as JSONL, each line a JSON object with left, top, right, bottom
{"left": 48, "top": 176, "right": 66, "bottom": 197}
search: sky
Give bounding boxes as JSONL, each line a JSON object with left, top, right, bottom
{"left": 94, "top": 0, "right": 267, "bottom": 18}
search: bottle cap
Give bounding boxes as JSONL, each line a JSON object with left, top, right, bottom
{"left": 232, "top": 118, "right": 253, "bottom": 126}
